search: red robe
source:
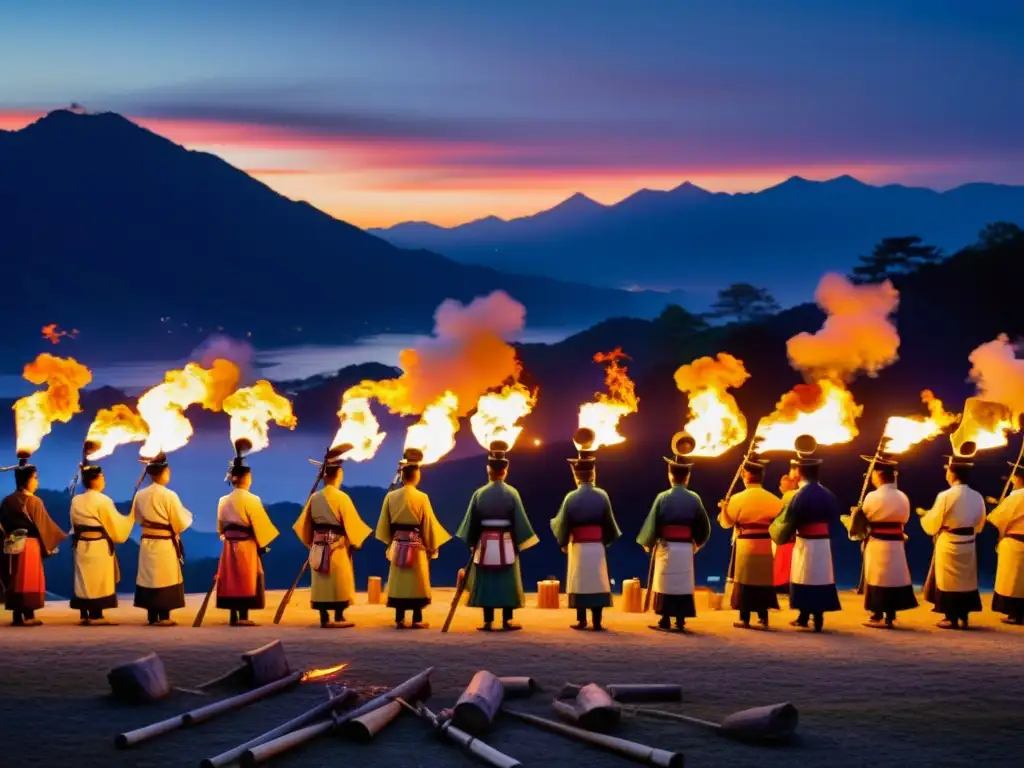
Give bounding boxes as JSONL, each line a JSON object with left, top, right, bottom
{"left": 0, "top": 491, "right": 67, "bottom": 611}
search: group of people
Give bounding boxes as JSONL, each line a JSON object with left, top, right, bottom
{"left": 1, "top": 428, "right": 1023, "bottom": 633}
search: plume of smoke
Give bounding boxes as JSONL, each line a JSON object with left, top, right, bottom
{"left": 191, "top": 334, "right": 255, "bottom": 384}
{"left": 786, "top": 273, "right": 900, "bottom": 381}
{"left": 347, "top": 291, "right": 526, "bottom": 416}
{"left": 674, "top": 352, "right": 750, "bottom": 394}
{"left": 969, "top": 334, "right": 1024, "bottom": 419}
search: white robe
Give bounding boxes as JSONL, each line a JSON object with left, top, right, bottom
{"left": 132, "top": 483, "right": 193, "bottom": 589}
{"left": 653, "top": 541, "right": 694, "bottom": 596}
{"left": 920, "top": 484, "right": 986, "bottom": 593}
{"left": 989, "top": 488, "right": 1024, "bottom": 600}
{"left": 70, "top": 490, "right": 134, "bottom": 600}
{"left": 566, "top": 541, "right": 611, "bottom": 595}
{"left": 862, "top": 483, "right": 913, "bottom": 588}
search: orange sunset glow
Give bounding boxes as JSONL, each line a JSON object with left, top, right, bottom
{"left": 0, "top": 109, "right": 920, "bottom": 228}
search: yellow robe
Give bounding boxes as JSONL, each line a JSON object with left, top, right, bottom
{"left": 375, "top": 485, "right": 451, "bottom": 607}
{"left": 293, "top": 485, "right": 372, "bottom": 608}
{"left": 70, "top": 490, "right": 134, "bottom": 608}
{"left": 988, "top": 488, "right": 1024, "bottom": 609}
{"left": 720, "top": 485, "right": 782, "bottom": 588}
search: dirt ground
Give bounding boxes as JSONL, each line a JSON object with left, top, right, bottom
{"left": 0, "top": 588, "right": 1020, "bottom": 768}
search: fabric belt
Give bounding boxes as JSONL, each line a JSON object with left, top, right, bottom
{"left": 571, "top": 525, "right": 604, "bottom": 543}
{"left": 738, "top": 522, "right": 771, "bottom": 540}
{"left": 942, "top": 526, "right": 975, "bottom": 536}
{"left": 222, "top": 523, "right": 255, "bottom": 541}
{"left": 1008, "top": 533, "right": 1024, "bottom": 543}
{"left": 73, "top": 524, "right": 114, "bottom": 555}
{"left": 796, "top": 522, "right": 830, "bottom": 539}
{"left": 313, "top": 522, "right": 345, "bottom": 535}
{"left": 141, "top": 520, "right": 185, "bottom": 562}
{"left": 660, "top": 524, "right": 692, "bottom": 542}
{"left": 480, "top": 519, "right": 512, "bottom": 528}
{"left": 869, "top": 522, "right": 905, "bottom": 541}
{"left": 391, "top": 522, "right": 421, "bottom": 532}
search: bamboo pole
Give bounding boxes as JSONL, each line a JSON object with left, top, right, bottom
{"left": 505, "top": 709, "right": 683, "bottom": 768}
{"left": 397, "top": 699, "right": 521, "bottom": 768}
{"left": 115, "top": 671, "right": 302, "bottom": 749}
{"left": 997, "top": 436, "right": 1024, "bottom": 505}
{"left": 627, "top": 702, "right": 799, "bottom": 744}
{"left": 240, "top": 667, "right": 433, "bottom": 767}
{"left": 201, "top": 687, "right": 354, "bottom": 768}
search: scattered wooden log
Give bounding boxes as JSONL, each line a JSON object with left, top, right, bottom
{"left": 505, "top": 709, "right": 683, "bottom": 768}
{"left": 343, "top": 700, "right": 403, "bottom": 742}
{"left": 398, "top": 699, "right": 521, "bottom": 768}
{"left": 537, "top": 579, "right": 560, "bottom": 609}
{"left": 620, "top": 578, "right": 643, "bottom": 613}
{"left": 240, "top": 668, "right": 433, "bottom": 767}
{"left": 115, "top": 671, "right": 302, "bottom": 749}
{"left": 367, "top": 576, "right": 383, "bottom": 604}
{"left": 201, "top": 687, "right": 355, "bottom": 768}
{"left": 192, "top": 640, "right": 291, "bottom": 692}
{"left": 107, "top": 652, "right": 171, "bottom": 704}
{"left": 559, "top": 682, "right": 682, "bottom": 703}
{"left": 630, "top": 702, "right": 799, "bottom": 744}
{"left": 452, "top": 671, "right": 505, "bottom": 736}
{"left": 498, "top": 677, "right": 540, "bottom": 698}
{"left": 552, "top": 683, "right": 620, "bottom": 733}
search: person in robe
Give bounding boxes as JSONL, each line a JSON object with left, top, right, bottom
{"left": 216, "top": 446, "right": 279, "bottom": 626}
{"left": 852, "top": 455, "right": 918, "bottom": 629}
{"left": 0, "top": 456, "right": 66, "bottom": 626}
{"left": 376, "top": 448, "right": 451, "bottom": 629}
{"left": 769, "top": 441, "right": 842, "bottom": 632}
{"left": 132, "top": 453, "right": 193, "bottom": 626}
{"left": 718, "top": 457, "right": 781, "bottom": 630}
{"left": 551, "top": 428, "right": 621, "bottom": 632}
{"left": 69, "top": 463, "right": 134, "bottom": 625}
{"left": 293, "top": 444, "right": 372, "bottom": 628}
{"left": 773, "top": 474, "right": 798, "bottom": 595}
{"left": 637, "top": 433, "right": 711, "bottom": 633}
{"left": 455, "top": 440, "right": 539, "bottom": 632}
{"left": 918, "top": 452, "right": 987, "bottom": 630}
{"left": 988, "top": 462, "right": 1024, "bottom": 625}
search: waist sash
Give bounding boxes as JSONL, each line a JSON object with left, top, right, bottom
{"left": 869, "top": 522, "right": 905, "bottom": 541}
{"left": 390, "top": 528, "right": 424, "bottom": 568}
{"left": 222, "top": 523, "right": 255, "bottom": 541}
{"left": 73, "top": 524, "right": 114, "bottom": 556}
{"left": 310, "top": 525, "right": 346, "bottom": 574}
{"left": 1008, "top": 533, "right": 1024, "bottom": 544}
{"left": 796, "top": 521, "right": 830, "bottom": 539}
{"left": 660, "top": 524, "right": 693, "bottom": 542}
{"left": 571, "top": 525, "right": 603, "bottom": 543}
{"left": 941, "top": 525, "right": 976, "bottom": 542}
{"left": 142, "top": 520, "right": 185, "bottom": 562}
{"left": 475, "top": 528, "right": 515, "bottom": 569}
{"left": 737, "top": 522, "right": 771, "bottom": 540}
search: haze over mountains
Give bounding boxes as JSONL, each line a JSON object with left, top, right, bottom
{"left": 0, "top": 109, "right": 684, "bottom": 368}
{"left": 371, "top": 177, "right": 1024, "bottom": 303}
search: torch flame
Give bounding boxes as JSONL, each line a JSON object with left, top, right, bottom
{"left": 951, "top": 397, "right": 1017, "bottom": 455}
{"left": 404, "top": 391, "right": 459, "bottom": 465}
{"left": 331, "top": 396, "right": 386, "bottom": 462}
{"left": 577, "top": 348, "right": 639, "bottom": 449}
{"left": 300, "top": 663, "right": 348, "bottom": 682}
{"left": 14, "top": 354, "right": 93, "bottom": 456}
{"left": 470, "top": 383, "right": 537, "bottom": 450}
{"left": 757, "top": 380, "right": 862, "bottom": 452}
{"left": 222, "top": 380, "right": 298, "bottom": 454}
{"left": 137, "top": 359, "right": 240, "bottom": 458}
{"left": 881, "top": 390, "right": 958, "bottom": 454}
{"left": 674, "top": 353, "right": 749, "bottom": 457}
{"left": 85, "top": 404, "right": 150, "bottom": 460}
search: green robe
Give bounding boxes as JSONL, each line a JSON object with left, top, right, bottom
{"left": 455, "top": 481, "right": 539, "bottom": 609}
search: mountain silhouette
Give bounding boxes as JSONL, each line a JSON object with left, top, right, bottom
{"left": 0, "top": 110, "right": 687, "bottom": 368}
{"left": 370, "top": 175, "right": 1024, "bottom": 303}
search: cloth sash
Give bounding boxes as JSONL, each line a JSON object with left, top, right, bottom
{"left": 942, "top": 526, "right": 976, "bottom": 541}
{"left": 659, "top": 524, "right": 692, "bottom": 542}
{"left": 737, "top": 522, "right": 771, "bottom": 540}
{"left": 571, "top": 525, "right": 603, "bottom": 543}
{"left": 869, "top": 522, "right": 905, "bottom": 541}
{"left": 475, "top": 527, "right": 515, "bottom": 569}
{"left": 141, "top": 520, "right": 185, "bottom": 562}
{"left": 221, "top": 522, "right": 255, "bottom": 541}
{"left": 310, "top": 524, "right": 347, "bottom": 574}
{"left": 1008, "top": 533, "right": 1024, "bottom": 544}
{"left": 389, "top": 529, "right": 424, "bottom": 568}
{"left": 796, "top": 522, "right": 830, "bottom": 539}
{"left": 73, "top": 524, "right": 120, "bottom": 584}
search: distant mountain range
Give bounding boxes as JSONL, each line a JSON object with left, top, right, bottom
{"left": 0, "top": 110, "right": 685, "bottom": 368}
{"left": 370, "top": 176, "right": 1024, "bottom": 304}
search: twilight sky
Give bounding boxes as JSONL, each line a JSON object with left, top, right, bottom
{"left": 2, "top": 0, "right": 1023, "bottom": 227}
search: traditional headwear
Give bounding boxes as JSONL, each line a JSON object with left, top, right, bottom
{"left": 742, "top": 456, "right": 771, "bottom": 473}
{"left": 308, "top": 443, "right": 354, "bottom": 471}
{"left": 81, "top": 464, "right": 103, "bottom": 483}
{"left": 790, "top": 434, "right": 821, "bottom": 467}
{"left": 1, "top": 452, "right": 37, "bottom": 481}
{"left": 143, "top": 452, "right": 169, "bottom": 471}
{"left": 486, "top": 440, "right": 510, "bottom": 471}
{"left": 399, "top": 447, "right": 424, "bottom": 469}
{"left": 944, "top": 439, "right": 977, "bottom": 469}
{"left": 226, "top": 438, "right": 253, "bottom": 482}
{"left": 80, "top": 440, "right": 103, "bottom": 483}
{"left": 1004, "top": 461, "right": 1024, "bottom": 480}
{"left": 663, "top": 431, "right": 696, "bottom": 469}
{"left": 568, "top": 427, "right": 597, "bottom": 471}
{"left": 860, "top": 450, "right": 899, "bottom": 469}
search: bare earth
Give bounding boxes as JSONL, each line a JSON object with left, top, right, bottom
{"left": 0, "top": 589, "right": 1019, "bottom": 768}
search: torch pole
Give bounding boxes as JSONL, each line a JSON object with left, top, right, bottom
{"left": 716, "top": 423, "right": 763, "bottom": 596}
{"left": 996, "top": 436, "right": 1024, "bottom": 506}
{"left": 272, "top": 450, "right": 330, "bottom": 625}
{"left": 852, "top": 433, "right": 887, "bottom": 595}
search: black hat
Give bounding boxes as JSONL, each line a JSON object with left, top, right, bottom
{"left": 569, "top": 427, "right": 597, "bottom": 470}
{"left": 861, "top": 450, "right": 899, "bottom": 468}
{"left": 226, "top": 438, "right": 253, "bottom": 481}
{"left": 142, "top": 452, "right": 169, "bottom": 470}
{"left": 790, "top": 434, "right": 822, "bottom": 467}
{"left": 487, "top": 440, "right": 510, "bottom": 470}
{"left": 81, "top": 464, "right": 103, "bottom": 482}
{"left": 664, "top": 431, "right": 696, "bottom": 469}
{"left": 308, "top": 442, "right": 355, "bottom": 471}
{"left": 742, "top": 457, "right": 771, "bottom": 473}
{"left": 399, "top": 447, "right": 424, "bottom": 469}
{"left": 944, "top": 439, "right": 977, "bottom": 469}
